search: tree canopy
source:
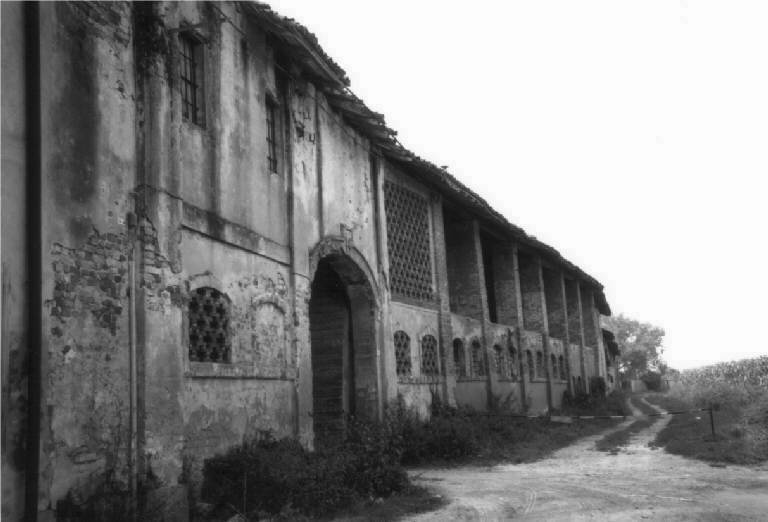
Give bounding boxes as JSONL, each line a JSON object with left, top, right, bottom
{"left": 613, "top": 314, "right": 666, "bottom": 378}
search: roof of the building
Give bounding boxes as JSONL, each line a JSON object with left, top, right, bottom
{"left": 242, "top": 1, "right": 611, "bottom": 315}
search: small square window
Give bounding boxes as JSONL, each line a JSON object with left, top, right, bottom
{"left": 179, "top": 33, "right": 205, "bottom": 127}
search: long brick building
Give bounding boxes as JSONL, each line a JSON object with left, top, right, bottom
{"left": 1, "top": 2, "right": 615, "bottom": 519}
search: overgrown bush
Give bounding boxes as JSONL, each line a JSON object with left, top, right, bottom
{"left": 202, "top": 428, "right": 408, "bottom": 519}
{"left": 641, "top": 371, "right": 663, "bottom": 391}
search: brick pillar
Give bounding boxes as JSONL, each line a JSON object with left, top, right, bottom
{"left": 511, "top": 244, "right": 527, "bottom": 411}
{"left": 559, "top": 272, "right": 574, "bottom": 396}
{"left": 469, "top": 220, "right": 494, "bottom": 409}
{"left": 535, "top": 257, "right": 553, "bottom": 411}
{"left": 576, "top": 282, "right": 588, "bottom": 393}
{"left": 431, "top": 195, "right": 456, "bottom": 406}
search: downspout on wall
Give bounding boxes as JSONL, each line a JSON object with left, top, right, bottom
{"left": 24, "top": 2, "right": 41, "bottom": 520}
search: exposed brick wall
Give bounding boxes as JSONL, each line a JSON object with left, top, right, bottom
{"left": 445, "top": 216, "right": 483, "bottom": 320}
{"left": 565, "top": 279, "right": 582, "bottom": 342}
{"left": 482, "top": 237, "right": 517, "bottom": 326}
{"left": 581, "top": 286, "right": 597, "bottom": 347}
{"left": 47, "top": 227, "right": 133, "bottom": 502}
{"left": 518, "top": 252, "right": 544, "bottom": 332}
{"left": 543, "top": 267, "right": 566, "bottom": 340}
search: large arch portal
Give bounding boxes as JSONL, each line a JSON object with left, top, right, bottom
{"left": 308, "top": 246, "right": 379, "bottom": 446}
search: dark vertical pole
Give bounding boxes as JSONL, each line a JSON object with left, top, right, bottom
{"left": 709, "top": 404, "right": 716, "bottom": 438}
{"left": 24, "top": 2, "right": 42, "bottom": 521}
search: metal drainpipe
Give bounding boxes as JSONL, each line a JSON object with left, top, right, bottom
{"left": 24, "top": 2, "right": 42, "bottom": 520}
{"left": 127, "top": 211, "right": 138, "bottom": 520}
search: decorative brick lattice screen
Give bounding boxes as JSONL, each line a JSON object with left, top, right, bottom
{"left": 453, "top": 339, "right": 466, "bottom": 377}
{"left": 508, "top": 346, "right": 518, "bottom": 379}
{"left": 188, "top": 287, "right": 231, "bottom": 362}
{"left": 559, "top": 355, "right": 566, "bottom": 380}
{"left": 551, "top": 354, "right": 558, "bottom": 381}
{"left": 536, "top": 351, "right": 544, "bottom": 378}
{"left": 383, "top": 181, "right": 434, "bottom": 302}
{"left": 471, "top": 340, "right": 486, "bottom": 377}
{"left": 421, "top": 335, "right": 439, "bottom": 376}
{"left": 494, "top": 344, "right": 504, "bottom": 376}
{"left": 394, "top": 330, "right": 412, "bottom": 377}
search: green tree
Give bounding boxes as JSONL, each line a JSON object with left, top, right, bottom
{"left": 614, "top": 314, "right": 666, "bottom": 379}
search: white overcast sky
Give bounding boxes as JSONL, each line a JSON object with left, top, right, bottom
{"left": 267, "top": 0, "right": 768, "bottom": 370}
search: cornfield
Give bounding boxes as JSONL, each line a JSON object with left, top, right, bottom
{"left": 679, "top": 356, "right": 768, "bottom": 387}
{"left": 671, "top": 356, "right": 768, "bottom": 408}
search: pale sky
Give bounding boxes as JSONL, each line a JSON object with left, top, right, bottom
{"left": 267, "top": 0, "right": 768, "bottom": 370}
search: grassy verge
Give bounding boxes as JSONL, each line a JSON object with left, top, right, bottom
{"left": 644, "top": 393, "right": 768, "bottom": 465}
{"left": 594, "top": 395, "right": 657, "bottom": 454}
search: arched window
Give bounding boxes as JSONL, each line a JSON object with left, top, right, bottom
{"left": 421, "top": 334, "right": 439, "bottom": 376}
{"left": 558, "top": 355, "right": 566, "bottom": 380}
{"left": 453, "top": 338, "right": 466, "bottom": 377}
{"left": 535, "top": 351, "right": 544, "bottom": 378}
{"left": 493, "top": 344, "right": 504, "bottom": 376}
{"left": 508, "top": 346, "right": 517, "bottom": 379}
{"left": 471, "top": 340, "right": 485, "bottom": 377}
{"left": 526, "top": 350, "right": 534, "bottom": 381}
{"left": 551, "top": 354, "right": 558, "bottom": 380}
{"left": 394, "top": 331, "right": 411, "bottom": 377}
{"left": 189, "top": 287, "right": 232, "bottom": 363}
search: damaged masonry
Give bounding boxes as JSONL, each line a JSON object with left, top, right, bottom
{"left": 1, "top": 1, "right": 619, "bottom": 520}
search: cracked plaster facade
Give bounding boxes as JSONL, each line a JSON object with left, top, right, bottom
{"left": 1, "top": 2, "right": 613, "bottom": 519}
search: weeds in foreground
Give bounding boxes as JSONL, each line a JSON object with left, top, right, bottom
{"left": 200, "top": 394, "right": 625, "bottom": 519}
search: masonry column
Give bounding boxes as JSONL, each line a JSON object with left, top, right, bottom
{"left": 517, "top": 249, "right": 550, "bottom": 412}
{"left": 470, "top": 220, "right": 494, "bottom": 408}
{"left": 431, "top": 195, "right": 456, "bottom": 406}
{"left": 576, "top": 282, "right": 589, "bottom": 393}
{"left": 535, "top": 257, "right": 553, "bottom": 411}
{"left": 511, "top": 244, "right": 528, "bottom": 411}
{"left": 559, "top": 273, "right": 573, "bottom": 396}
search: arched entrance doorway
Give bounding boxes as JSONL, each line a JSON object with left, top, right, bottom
{"left": 308, "top": 244, "right": 379, "bottom": 446}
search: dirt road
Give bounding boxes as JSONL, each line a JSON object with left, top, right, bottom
{"left": 406, "top": 399, "right": 768, "bottom": 521}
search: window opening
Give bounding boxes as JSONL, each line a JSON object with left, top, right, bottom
{"left": 493, "top": 344, "right": 504, "bottom": 376}
{"left": 471, "top": 340, "right": 486, "bottom": 377}
{"left": 453, "top": 338, "right": 466, "bottom": 377}
{"left": 266, "top": 97, "right": 279, "bottom": 173}
{"left": 526, "top": 350, "right": 534, "bottom": 381}
{"left": 180, "top": 33, "right": 205, "bottom": 126}
{"left": 188, "top": 287, "right": 230, "bottom": 362}
{"left": 421, "top": 335, "right": 439, "bottom": 376}
{"left": 536, "top": 351, "right": 544, "bottom": 379}
{"left": 394, "top": 331, "right": 412, "bottom": 377}
{"left": 383, "top": 181, "right": 434, "bottom": 302}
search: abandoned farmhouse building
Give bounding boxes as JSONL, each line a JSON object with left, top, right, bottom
{"left": 1, "top": 1, "right": 619, "bottom": 519}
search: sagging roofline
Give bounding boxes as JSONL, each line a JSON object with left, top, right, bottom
{"left": 241, "top": 1, "right": 611, "bottom": 315}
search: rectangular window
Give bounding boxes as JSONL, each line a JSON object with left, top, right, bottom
{"left": 383, "top": 181, "right": 434, "bottom": 303}
{"left": 266, "top": 97, "right": 278, "bottom": 173}
{"left": 179, "top": 33, "right": 205, "bottom": 127}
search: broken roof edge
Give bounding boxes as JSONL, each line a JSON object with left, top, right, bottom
{"left": 242, "top": 1, "right": 611, "bottom": 316}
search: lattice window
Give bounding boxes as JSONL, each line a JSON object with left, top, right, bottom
{"left": 383, "top": 181, "right": 434, "bottom": 302}
{"left": 536, "top": 351, "right": 544, "bottom": 379}
{"left": 453, "top": 338, "right": 466, "bottom": 377}
{"left": 526, "top": 350, "right": 535, "bottom": 381}
{"left": 188, "top": 287, "right": 231, "bottom": 363}
{"left": 493, "top": 344, "right": 504, "bottom": 376}
{"left": 394, "top": 330, "right": 411, "bottom": 377}
{"left": 551, "top": 354, "right": 558, "bottom": 380}
{"left": 179, "top": 33, "right": 205, "bottom": 127}
{"left": 421, "top": 335, "right": 439, "bottom": 376}
{"left": 471, "top": 340, "right": 486, "bottom": 377}
{"left": 266, "top": 97, "right": 279, "bottom": 173}
{"left": 559, "top": 355, "right": 566, "bottom": 380}
{"left": 508, "top": 347, "right": 518, "bottom": 379}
